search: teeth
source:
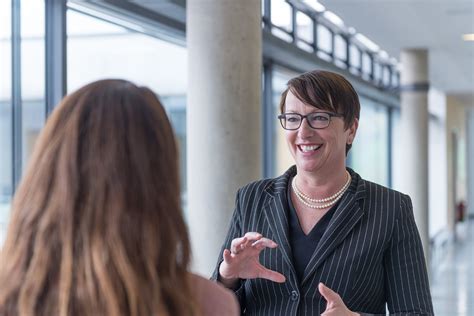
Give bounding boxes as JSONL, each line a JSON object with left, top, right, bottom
{"left": 300, "top": 145, "right": 320, "bottom": 152}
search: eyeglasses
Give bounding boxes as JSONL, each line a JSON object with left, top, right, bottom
{"left": 277, "top": 112, "right": 344, "bottom": 130}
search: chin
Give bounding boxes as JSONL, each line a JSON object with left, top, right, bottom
{"left": 296, "top": 162, "right": 321, "bottom": 174}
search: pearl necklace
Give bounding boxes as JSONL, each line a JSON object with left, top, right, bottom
{"left": 293, "top": 171, "right": 351, "bottom": 202}
{"left": 291, "top": 172, "right": 351, "bottom": 209}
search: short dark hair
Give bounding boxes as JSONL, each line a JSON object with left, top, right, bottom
{"left": 279, "top": 70, "right": 360, "bottom": 153}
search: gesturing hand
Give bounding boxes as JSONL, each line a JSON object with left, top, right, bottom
{"left": 219, "top": 232, "right": 286, "bottom": 285}
{"left": 319, "top": 283, "right": 360, "bottom": 316}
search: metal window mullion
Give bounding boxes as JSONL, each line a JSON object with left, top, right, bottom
{"left": 369, "top": 53, "right": 375, "bottom": 81}
{"left": 380, "top": 63, "right": 384, "bottom": 86}
{"left": 344, "top": 35, "right": 350, "bottom": 69}
{"left": 382, "top": 64, "right": 386, "bottom": 87}
{"left": 263, "top": 0, "right": 271, "bottom": 31}
{"left": 387, "top": 106, "right": 393, "bottom": 188}
{"left": 262, "top": 62, "right": 274, "bottom": 178}
{"left": 312, "top": 17, "right": 318, "bottom": 52}
{"left": 291, "top": 3, "right": 297, "bottom": 43}
{"left": 388, "top": 65, "right": 391, "bottom": 87}
{"left": 377, "top": 63, "right": 382, "bottom": 86}
{"left": 329, "top": 29, "right": 334, "bottom": 60}
{"left": 45, "top": 0, "right": 67, "bottom": 116}
{"left": 388, "top": 66, "right": 395, "bottom": 89}
{"left": 11, "top": 0, "right": 22, "bottom": 190}
{"left": 388, "top": 66, "right": 393, "bottom": 88}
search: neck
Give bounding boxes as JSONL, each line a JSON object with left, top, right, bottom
{"left": 295, "top": 167, "right": 348, "bottom": 200}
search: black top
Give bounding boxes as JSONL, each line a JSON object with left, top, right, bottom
{"left": 287, "top": 177, "right": 339, "bottom": 283}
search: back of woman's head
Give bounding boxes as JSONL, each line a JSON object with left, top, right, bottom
{"left": 0, "top": 79, "right": 197, "bottom": 315}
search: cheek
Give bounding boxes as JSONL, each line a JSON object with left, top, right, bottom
{"left": 324, "top": 132, "right": 346, "bottom": 151}
{"left": 285, "top": 131, "right": 296, "bottom": 146}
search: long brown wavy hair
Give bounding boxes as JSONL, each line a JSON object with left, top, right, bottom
{"left": 0, "top": 79, "right": 198, "bottom": 315}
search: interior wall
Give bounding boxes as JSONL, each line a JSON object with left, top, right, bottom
{"left": 446, "top": 95, "right": 468, "bottom": 231}
{"left": 466, "top": 106, "right": 474, "bottom": 216}
{"left": 428, "top": 89, "right": 448, "bottom": 237}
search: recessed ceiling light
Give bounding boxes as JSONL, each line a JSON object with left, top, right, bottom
{"left": 462, "top": 33, "right": 474, "bottom": 41}
{"left": 378, "top": 50, "right": 389, "bottom": 59}
{"left": 302, "top": 0, "right": 326, "bottom": 13}
{"left": 323, "top": 11, "right": 344, "bottom": 28}
{"left": 354, "top": 33, "right": 379, "bottom": 52}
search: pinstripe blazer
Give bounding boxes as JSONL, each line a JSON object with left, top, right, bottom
{"left": 212, "top": 166, "right": 433, "bottom": 315}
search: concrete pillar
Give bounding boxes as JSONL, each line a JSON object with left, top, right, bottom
{"left": 187, "top": 0, "right": 262, "bottom": 276}
{"left": 399, "top": 49, "right": 429, "bottom": 264}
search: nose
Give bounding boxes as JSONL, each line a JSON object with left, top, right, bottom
{"left": 298, "top": 117, "right": 314, "bottom": 138}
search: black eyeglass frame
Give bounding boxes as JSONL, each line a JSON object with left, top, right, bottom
{"left": 277, "top": 111, "right": 344, "bottom": 130}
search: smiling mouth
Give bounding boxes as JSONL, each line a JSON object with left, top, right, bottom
{"left": 298, "top": 144, "right": 322, "bottom": 153}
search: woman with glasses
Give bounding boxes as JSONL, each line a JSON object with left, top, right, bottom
{"left": 212, "top": 70, "right": 433, "bottom": 315}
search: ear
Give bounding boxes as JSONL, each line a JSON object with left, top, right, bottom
{"left": 346, "top": 118, "right": 358, "bottom": 145}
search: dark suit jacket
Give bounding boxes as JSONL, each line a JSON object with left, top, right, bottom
{"left": 212, "top": 166, "right": 433, "bottom": 315}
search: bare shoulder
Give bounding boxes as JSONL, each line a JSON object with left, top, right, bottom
{"left": 190, "top": 273, "right": 240, "bottom": 316}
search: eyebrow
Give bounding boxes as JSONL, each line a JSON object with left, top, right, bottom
{"left": 283, "top": 111, "right": 332, "bottom": 114}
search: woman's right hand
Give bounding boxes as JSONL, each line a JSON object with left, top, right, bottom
{"left": 218, "top": 232, "right": 286, "bottom": 288}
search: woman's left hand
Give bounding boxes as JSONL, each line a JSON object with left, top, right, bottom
{"left": 319, "top": 283, "right": 360, "bottom": 316}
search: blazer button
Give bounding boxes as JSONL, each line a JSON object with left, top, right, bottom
{"left": 290, "top": 290, "right": 299, "bottom": 301}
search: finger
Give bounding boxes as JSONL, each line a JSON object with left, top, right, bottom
{"left": 230, "top": 236, "right": 247, "bottom": 254}
{"left": 230, "top": 233, "right": 263, "bottom": 253}
{"left": 233, "top": 233, "right": 263, "bottom": 253}
{"left": 240, "top": 236, "right": 257, "bottom": 250}
{"left": 223, "top": 249, "right": 233, "bottom": 263}
{"left": 318, "top": 283, "right": 341, "bottom": 304}
{"left": 251, "top": 237, "right": 278, "bottom": 249}
{"left": 258, "top": 267, "right": 286, "bottom": 283}
{"left": 244, "top": 232, "right": 263, "bottom": 240}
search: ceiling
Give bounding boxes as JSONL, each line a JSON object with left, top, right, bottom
{"left": 121, "top": 0, "right": 473, "bottom": 102}
{"left": 318, "top": 0, "right": 474, "bottom": 101}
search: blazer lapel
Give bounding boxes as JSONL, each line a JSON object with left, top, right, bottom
{"left": 262, "top": 167, "right": 297, "bottom": 277}
{"left": 301, "top": 170, "right": 366, "bottom": 286}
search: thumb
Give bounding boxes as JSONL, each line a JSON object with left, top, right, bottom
{"left": 318, "top": 282, "right": 341, "bottom": 304}
{"left": 259, "top": 267, "right": 286, "bottom": 283}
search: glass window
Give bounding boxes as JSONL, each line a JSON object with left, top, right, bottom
{"left": 296, "top": 11, "right": 313, "bottom": 44}
{"left": 317, "top": 24, "right": 332, "bottom": 54}
{"left": 271, "top": 0, "right": 292, "bottom": 33}
{"left": 334, "top": 34, "right": 347, "bottom": 62}
{"left": 349, "top": 44, "right": 361, "bottom": 70}
{"left": 382, "top": 66, "right": 391, "bottom": 87}
{"left": 392, "top": 106, "right": 449, "bottom": 239}
{"left": 0, "top": 1, "right": 12, "bottom": 246}
{"left": 21, "top": 0, "right": 46, "bottom": 172}
{"left": 391, "top": 70, "right": 399, "bottom": 88}
{"left": 349, "top": 97, "right": 389, "bottom": 186}
{"left": 67, "top": 8, "right": 188, "bottom": 198}
{"left": 362, "top": 52, "right": 372, "bottom": 77}
{"left": 272, "top": 67, "right": 299, "bottom": 176}
{"left": 373, "top": 61, "right": 382, "bottom": 83}
{"left": 271, "top": 27, "right": 293, "bottom": 42}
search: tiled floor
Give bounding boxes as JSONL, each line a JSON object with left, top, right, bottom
{"left": 431, "top": 220, "right": 474, "bottom": 316}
